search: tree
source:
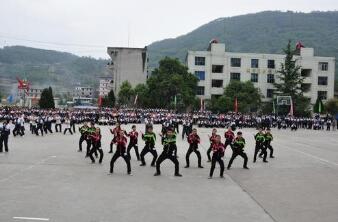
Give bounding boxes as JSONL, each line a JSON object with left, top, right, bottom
{"left": 207, "top": 81, "right": 262, "bottom": 113}
{"left": 146, "top": 57, "right": 198, "bottom": 110}
{"left": 325, "top": 99, "right": 338, "bottom": 115}
{"left": 39, "top": 86, "right": 55, "bottom": 109}
{"left": 274, "top": 41, "right": 310, "bottom": 116}
{"left": 118, "top": 81, "right": 134, "bottom": 106}
{"left": 102, "top": 89, "right": 116, "bottom": 108}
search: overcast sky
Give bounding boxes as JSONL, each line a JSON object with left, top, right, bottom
{"left": 0, "top": 0, "right": 337, "bottom": 59}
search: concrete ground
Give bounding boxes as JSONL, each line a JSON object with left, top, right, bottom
{"left": 0, "top": 124, "right": 338, "bottom": 222}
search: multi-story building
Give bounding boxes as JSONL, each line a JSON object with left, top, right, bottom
{"left": 73, "top": 86, "right": 94, "bottom": 98}
{"left": 107, "top": 47, "right": 148, "bottom": 94}
{"left": 186, "top": 42, "right": 335, "bottom": 104}
{"left": 99, "top": 77, "right": 113, "bottom": 97}
{"left": 73, "top": 86, "right": 94, "bottom": 105}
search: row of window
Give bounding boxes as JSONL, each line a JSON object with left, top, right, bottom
{"left": 195, "top": 57, "right": 275, "bottom": 68}
{"left": 195, "top": 71, "right": 275, "bottom": 83}
{"left": 195, "top": 57, "right": 329, "bottom": 71}
{"left": 196, "top": 86, "right": 328, "bottom": 100}
{"left": 195, "top": 71, "right": 328, "bottom": 86}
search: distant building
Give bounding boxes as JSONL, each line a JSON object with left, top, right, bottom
{"left": 107, "top": 47, "right": 148, "bottom": 94}
{"left": 73, "top": 86, "right": 94, "bottom": 98}
{"left": 73, "top": 86, "right": 94, "bottom": 105}
{"left": 99, "top": 77, "right": 113, "bottom": 97}
{"left": 186, "top": 42, "right": 335, "bottom": 104}
{"left": 17, "top": 88, "right": 59, "bottom": 108}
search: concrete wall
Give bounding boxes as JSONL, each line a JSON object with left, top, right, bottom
{"left": 107, "top": 47, "right": 148, "bottom": 95}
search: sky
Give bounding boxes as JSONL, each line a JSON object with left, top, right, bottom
{"left": 0, "top": 0, "right": 337, "bottom": 59}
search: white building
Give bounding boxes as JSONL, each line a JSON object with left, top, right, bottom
{"left": 99, "top": 77, "right": 113, "bottom": 97}
{"left": 73, "top": 86, "right": 94, "bottom": 105}
{"left": 107, "top": 47, "right": 148, "bottom": 94}
{"left": 73, "top": 86, "right": 94, "bottom": 98}
{"left": 186, "top": 42, "right": 335, "bottom": 104}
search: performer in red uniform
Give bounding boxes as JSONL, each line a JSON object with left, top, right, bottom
{"left": 109, "top": 130, "right": 131, "bottom": 175}
{"left": 109, "top": 122, "right": 122, "bottom": 153}
{"left": 209, "top": 135, "right": 225, "bottom": 179}
{"left": 185, "top": 128, "right": 203, "bottom": 168}
{"left": 224, "top": 127, "right": 235, "bottom": 150}
{"left": 88, "top": 127, "right": 104, "bottom": 164}
{"left": 207, "top": 128, "right": 218, "bottom": 162}
{"left": 126, "top": 125, "right": 140, "bottom": 161}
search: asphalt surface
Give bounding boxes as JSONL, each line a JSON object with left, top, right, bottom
{"left": 0, "top": 124, "right": 337, "bottom": 222}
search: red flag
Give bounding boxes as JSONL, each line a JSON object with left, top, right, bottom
{"left": 288, "top": 101, "right": 294, "bottom": 116}
{"left": 98, "top": 95, "right": 103, "bottom": 107}
{"left": 296, "top": 41, "right": 304, "bottom": 50}
{"left": 234, "top": 97, "right": 238, "bottom": 113}
{"left": 134, "top": 94, "right": 138, "bottom": 105}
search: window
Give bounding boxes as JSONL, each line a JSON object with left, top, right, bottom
{"left": 318, "top": 76, "right": 328, "bottom": 86}
{"left": 195, "top": 57, "right": 205, "bottom": 66}
{"left": 251, "top": 73, "right": 258, "bottom": 82}
{"left": 230, "top": 73, "right": 241, "bottom": 81}
{"left": 301, "top": 69, "right": 311, "bottom": 77}
{"left": 319, "top": 62, "right": 328, "bottom": 71}
{"left": 195, "top": 71, "right": 205, "bottom": 80}
{"left": 267, "top": 74, "right": 275, "bottom": 83}
{"left": 267, "top": 60, "right": 275, "bottom": 69}
{"left": 211, "top": 79, "right": 223, "bottom": 88}
{"left": 267, "top": 89, "right": 274, "bottom": 98}
{"left": 212, "top": 65, "right": 224, "bottom": 73}
{"left": 251, "top": 59, "right": 259, "bottom": 68}
{"left": 231, "top": 58, "right": 241, "bottom": 67}
{"left": 318, "top": 91, "right": 327, "bottom": 100}
{"left": 196, "top": 86, "right": 205, "bottom": 95}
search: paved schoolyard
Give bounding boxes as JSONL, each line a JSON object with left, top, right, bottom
{"left": 0, "top": 124, "right": 338, "bottom": 222}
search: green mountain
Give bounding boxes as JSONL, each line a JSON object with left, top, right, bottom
{"left": 148, "top": 11, "right": 338, "bottom": 81}
{"left": 0, "top": 46, "right": 110, "bottom": 95}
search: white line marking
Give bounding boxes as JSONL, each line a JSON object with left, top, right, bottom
{"left": 13, "top": 217, "right": 50, "bottom": 221}
{"left": 0, "top": 156, "right": 55, "bottom": 183}
{"left": 282, "top": 142, "right": 338, "bottom": 167}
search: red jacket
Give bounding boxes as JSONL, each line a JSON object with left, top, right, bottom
{"left": 188, "top": 133, "right": 200, "bottom": 144}
{"left": 127, "top": 131, "right": 138, "bottom": 143}
{"left": 209, "top": 134, "right": 218, "bottom": 144}
{"left": 212, "top": 142, "right": 225, "bottom": 153}
{"left": 91, "top": 133, "right": 101, "bottom": 143}
{"left": 224, "top": 130, "right": 235, "bottom": 142}
{"left": 115, "top": 135, "right": 127, "bottom": 147}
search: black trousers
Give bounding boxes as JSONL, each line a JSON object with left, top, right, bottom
{"left": 63, "top": 128, "right": 73, "bottom": 135}
{"left": 89, "top": 143, "right": 103, "bottom": 163}
{"left": 254, "top": 142, "right": 267, "bottom": 162}
{"left": 55, "top": 124, "right": 62, "bottom": 132}
{"left": 127, "top": 142, "right": 140, "bottom": 160}
{"left": 45, "top": 123, "right": 52, "bottom": 134}
{"left": 209, "top": 153, "right": 224, "bottom": 177}
{"left": 31, "top": 125, "right": 37, "bottom": 134}
{"left": 86, "top": 139, "right": 92, "bottom": 156}
{"left": 0, "top": 136, "right": 9, "bottom": 152}
{"left": 264, "top": 142, "right": 274, "bottom": 157}
{"left": 36, "top": 125, "right": 44, "bottom": 136}
{"left": 140, "top": 144, "right": 157, "bottom": 166}
{"left": 227, "top": 149, "right": 248, "bottom": 168}
{"left": 110, "top": 148, "right": 131, "bottom": 174}
{"left": 79, "top": 134, "right": 86, "bottom": 151}
{"left": 207, "top": 144, "right": 212, "bottom": 161}
{"left": 185, "top": 143, "right": 202, "bottom": 167}
{"left": 156, "top": 151, "right": 179, "bottom": 175}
